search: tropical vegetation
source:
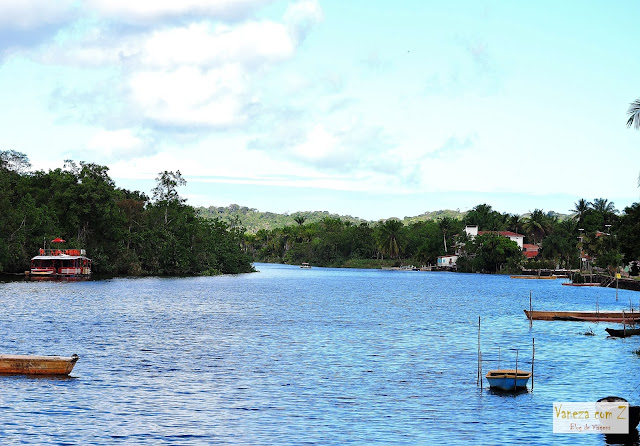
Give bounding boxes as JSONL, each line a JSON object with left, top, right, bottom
{"left": 244, "top": 201, "right": 640, "bottom": 275}
{"left": 0, "top": 151, "right": 254, "bottom": 276}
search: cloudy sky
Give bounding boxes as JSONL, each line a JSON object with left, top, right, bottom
{"left": 1, "top": 1, "right": 639, "bottom": 220}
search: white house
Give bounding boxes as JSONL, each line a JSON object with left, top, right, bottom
{"left": 437, "top": 254, "right": 458, "bottom": 268}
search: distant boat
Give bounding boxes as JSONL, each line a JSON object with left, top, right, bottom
{"left": 300, "top": 263, "right": 311, "bottom": 269}
{"left": 0, "top": 354, "right": 79, "bottom": 375}
{"left": 561, "top": 282, "right": 600, "bottom": 287}
{"left": 605, "top": 327, "right": 640, "bottom": 338}
{"left": 524, "top": 310, "right": 640, "bottom": 323}
{"left": 485, "top": 369, "right": 532, "bottom": 391}
{"left": 510, "top": 275, "right": 557, "bottom": 279}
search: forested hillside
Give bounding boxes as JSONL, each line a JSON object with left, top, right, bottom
{"left": 0, "top": 151, "right": 253, "bottom": 276}
{"left": 242, "top": 202, "right": 640, "bottom": 275}
{"left": 197, "top": 205, "right": 367, "bottom": 233}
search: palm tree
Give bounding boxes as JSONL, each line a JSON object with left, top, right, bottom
{"left": 437, "top": 217, "right": 454, "bottom": 253}
{"left": 293, "top": 216, "right": 306, "bottom": 226}
{"left": 571, "top": 199, "right": 590, "bottom": 222}
{"left": 626, "top": 99, "right": 640, "bottom": 187}
{"left": 627, "top": 99, "right": 640, "bottom": 129}
{"left": 506, "top": 214, "right": 525, "bottom": 235}
{"left": 375, "top": 219, "right": 406, "bottom": 259}
{"left": 525, "top": 209, "right": 551, "bottom": 244}
{"left": 590, "top": 198, "right": 616, "bottom": 215}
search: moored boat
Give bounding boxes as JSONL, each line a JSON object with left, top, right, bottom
{"left": 524, "top": 310, "right": 640, "bottom": 323}
{"left": 605, "top": 327, "right": 640, "bottom": 338}
{"left": 30, "top": 238, "right": 91, "bottom": 277}
{"left": 485, "top": 369, "right": 532, "bottom": 391}
{"left": 561, "top": 282, "right": 600, "bottom": 287}
{"left": 300, "top": 263, "right": 311, "bottom": 269}
{"left": 0, "top": 354, "right": 79, "bottom": 375}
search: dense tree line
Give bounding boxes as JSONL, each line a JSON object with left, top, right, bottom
{"left": 247, "top": 201, "right": 640, "bottom": 275}
{"left": 0, "top": 151, "right": 253, "bottom": 276}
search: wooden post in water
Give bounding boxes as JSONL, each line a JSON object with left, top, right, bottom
{"left": 532, "top": 338, "right": 535, "bottom": 391}
{"left": 515, "top": 350, "right": 519, "bottom": 390}
{"left": 477, "top": 316, "right": 481, "bottom": 387}
{"left": 529, "top": 290, "right": 533, "bottom": 329}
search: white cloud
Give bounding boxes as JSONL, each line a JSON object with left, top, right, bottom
{"left": 284, "top": 0, "right": 323, "bottom": 43}
{"left": 84, "top": 0, "right": 274, "bottom": 24}
{"left": 141, "top": 21, "right": 295, "bottom": 68}
{"left": 0, "top": 0, "right": 76, "bottom": 29}
{"left": 128, "top": 65, "right": 251, "bottom": 127}
{"left": 86, "top": 129, "right": 150, "bottom": 159}
{"left": 31, "top": 3, "right": 319, "bottom": 131}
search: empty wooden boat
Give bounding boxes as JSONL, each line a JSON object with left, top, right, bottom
{"left": 524, "top": 310, "right": 640, "bottom": 323}
{"left": 605, "top": 328, "right": 640, "bottom": 338}
{"left": 485, "top": 369, "right": 532, "bottom": 391}
{"left": 0, "top": 354, "right": 79, "bottom": 375}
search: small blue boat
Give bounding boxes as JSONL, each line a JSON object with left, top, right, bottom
{"left": 485, "top": 369, "right": 532, "bottom": 391}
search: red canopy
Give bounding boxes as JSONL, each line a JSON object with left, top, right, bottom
{"left": 51, "top": 238, "right": 66, "bottom": 243}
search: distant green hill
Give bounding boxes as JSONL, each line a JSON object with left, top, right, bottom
{"left": 197, "top": 205, "right": 367, "bottom": 233}
{"left": 197, "top": 204, "right": 570, "bottom": 233}
{"left": 402, "top": 209, "right": 466, "bottom": 224}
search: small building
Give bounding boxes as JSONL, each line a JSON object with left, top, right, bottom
{"left": 523, "top": 244, "right": 540, "bottom": 259}
{"left": 437, "top": 254, "right": 458, "bottom": 268}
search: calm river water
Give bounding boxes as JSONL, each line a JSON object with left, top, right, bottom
{"left": 1, "top": 263, "right": 640, "bottom": 445}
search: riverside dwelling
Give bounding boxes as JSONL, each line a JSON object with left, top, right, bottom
{"left": 437, "top": 225, "right": 536, "bottom": 269}
{"left": 437, "top": 255, "right": 458, "bottom": 268}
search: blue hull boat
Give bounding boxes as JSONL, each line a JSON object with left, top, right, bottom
{"left": 486, "top": 369, "right": 532, "bottom": 391}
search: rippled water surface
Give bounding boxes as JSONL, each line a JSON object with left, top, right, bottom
{"left": 2, "top": 263, "right": 640, "bottom": 444}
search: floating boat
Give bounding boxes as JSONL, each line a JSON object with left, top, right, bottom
{"left": 524, "top": 310, "right": 640, "bottom": 323}
{"left": 485, "top": 369, "right": 532, "bottom": 391}
{"left": 561, "top": 282, "right": 600, "bottom": 287}
{"left": 300, "top": 263, "right": 311, "bottom": 269}
{"left": 605, "top": 328, "right": 640, "bottom": 338}
{"left": 510, "top": 275, "right": 557, "bottom": 279}
{"left": 29, "top": 238, "right": 91, "bottom": 277}
{"left": 0, "top": 354, "right": 79, "bottom": 375}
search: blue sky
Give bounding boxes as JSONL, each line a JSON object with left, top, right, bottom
{"left": 1, "top": 1, "right": 639, "bottom": 220}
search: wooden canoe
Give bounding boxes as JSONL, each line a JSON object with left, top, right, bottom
{"left": 485, "top": 369, "right": 532, "bottom": 391}
{"left": 524, "top": 310, "right": 640, "bottom": 322}
{"left": 605, "top": 328, "right": 640, "bottom": 338}
{"left": 0, "top": 354, "right": 79, "bottom": 375}
{"left": 561, "top": 283, "right": 600, "bottom": 287}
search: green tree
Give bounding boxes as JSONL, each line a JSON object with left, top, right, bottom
{"left": 464, "top": 204, "right": 505, "bottom": 230}
{"left": 457, "top": 233, "right": 522, "bottom": 273}
{"left": 525, "top": 209, "right": 553, "bottom": 244}
{"left": 627, "top": 99, "right": 640, "bottom": 129}
{"left": 152, "top": 170, "right": 187, "bottom": 224}
{"left": 571, "top": 199, "right": 590, "bottom": 222}
{"left": 619, "top": 203, "right": 640, "bottom": 268}
{"left": 374, "top": 219, "right": 407, "bottom": 259}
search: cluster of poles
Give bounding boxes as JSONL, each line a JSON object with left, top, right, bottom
{"left": 476, "top": 315, "right": 535, "bottom": 391}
